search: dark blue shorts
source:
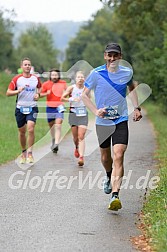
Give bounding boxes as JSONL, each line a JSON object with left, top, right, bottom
{"left": 46, "top": 106, "right": 64, "bottom": 123}
{"left": 15, "top": 106, "right": 38, "bottom": 128}
{"left": 96, "top": 121, "right": 129, "bottom": 148}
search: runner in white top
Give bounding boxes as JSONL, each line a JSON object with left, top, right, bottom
{"left": 61, "top": 71, "right": 89, "bottom": 166}
{"left": 6, "top": 57, "right": 41, "bottom": 164}
{"left": 69, "top": 84, "right": 85, "bottom": 112}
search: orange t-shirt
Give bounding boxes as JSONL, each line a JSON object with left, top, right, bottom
{"left": 41, "top": 80, "right": 67, "bottom": 107}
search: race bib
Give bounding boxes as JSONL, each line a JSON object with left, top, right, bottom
{"left": 75, "top": 107, "right": 87, "bottom": 117}
{"left": 20, "top": 107, "right": 32, "bottom": 114}
{"left": 103, "top": 106, "right": 120, "bottom": 120}
{"left": 57, "top": 105, "right": 65, "bottom": 113}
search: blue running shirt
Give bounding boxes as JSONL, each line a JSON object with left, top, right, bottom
{"left": 84, "top": 64, "right": 133, "bottom": 126}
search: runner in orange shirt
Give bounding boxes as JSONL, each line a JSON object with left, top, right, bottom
{"left": 40, "top": 69, "right": 67, "bottom": 153}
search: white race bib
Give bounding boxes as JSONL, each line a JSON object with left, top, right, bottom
{"left": 20, "top": 107, "right": 32, "bottom": 114}
{"left": 57, "top": 105, "right": 65, "bottom": 113}
{"left": 75, "top": 107, "right": 87, "bottom": 117}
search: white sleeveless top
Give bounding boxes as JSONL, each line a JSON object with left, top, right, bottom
{"left": 70, "top": 84, "right": 85, "bottom": 112}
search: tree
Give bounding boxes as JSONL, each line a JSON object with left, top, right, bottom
{"left": 100, "top": 0, "right": 167, "bottom": 108}
{"left": 63, "top": 7, "right": 120, "bottom": 70}
{"left": 15, "top": 24, "right": 59, "bottom": 72}
{"left": 64, "top": 0, "right": 167, "bottom": 110}
{"left": 0, "top": 9, "right": 15, "bottom": 71}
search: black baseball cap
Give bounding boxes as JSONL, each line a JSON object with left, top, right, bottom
{"left": 105, "top": 43, "right": 122, "bottom": 54}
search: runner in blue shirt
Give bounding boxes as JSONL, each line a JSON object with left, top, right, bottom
{"left": 82, "top": 42, "right": 142, "bottom": 211}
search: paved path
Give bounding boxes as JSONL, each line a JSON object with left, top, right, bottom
{"left": 0, "top": 112, "right": 156, "bottom": 252}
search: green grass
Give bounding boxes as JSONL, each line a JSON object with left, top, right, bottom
{"left": 142, "top": 102, "right": 167, "bottom": 252}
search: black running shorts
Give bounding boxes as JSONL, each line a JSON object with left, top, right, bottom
{"left": 96, "top": 120, "right": 129, "bottom": 148}
{"left": 15, "top": 106, "right": 38, "bottom": 128}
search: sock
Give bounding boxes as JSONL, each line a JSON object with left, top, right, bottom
{"left": 112, "top": 192, "right": 119, "bottom": 198}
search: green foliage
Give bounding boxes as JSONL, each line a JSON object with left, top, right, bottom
{"left": 15, "top": 24, "right": 59, "bottom": 72}
{"left": 63, "top": 7, "right": 119, "bottom": 70}
{"left": 13, "top": 21, "right": 83, "bottom": 52}
{"left": 63, "top": 0, "right": 167, "bottom": 110}
{"left": 107, "top": 0, "right": 167, "bottom": 106}
{"left": 63, "top": 28, "right": 91, "bottom": 70}
{"left": 0, "top": 72, "right": 13, "bottom": 96}
{"left": 0, "top": 9, "right": 62, "bottom": 73}
{"left": 0, "top": 10, "right": 15, "bottom": 71}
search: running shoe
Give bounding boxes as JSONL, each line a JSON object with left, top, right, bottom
{"left": 108, "top": 195, "right": 122, "bottom": 211}
{"left": 52, "top": 144, "right": 59, "bottom": 153}
{"left": 103, "top": 176, "right": 112, "bottom": 194}
{"left": 27, "top": 153, "right": 34, "bottom": 163}
{"left": 74, "top": 148, "right": 80, "bottom": 158}
{"left": 78, "top": 156, "right": 84, "bottom": 166}
{"left": 19, "top": 154, "right": 26, "bottom": 164}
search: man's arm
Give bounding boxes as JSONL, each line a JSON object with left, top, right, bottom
{"left": 39, "top": 82, "right": 51, "bottom": 98}
{"left": 39, "top": 90, "right": 50, "bottom": 98}
{"left": 6, "top": 87, "right": 24, "bottom": 96}
{"left": 82, "top": 87, "right": 106, "bottom": 118}
{"left": 128, "top": 82, "right": 142, "bottom": 121}
{"left": 34, "top": 87, "right": 42, "bottom": 101}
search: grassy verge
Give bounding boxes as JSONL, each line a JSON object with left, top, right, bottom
{"left": 142, "top": 102, "right": 167, "bottom": 251}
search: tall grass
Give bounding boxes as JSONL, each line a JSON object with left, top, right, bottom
{"left": 143, "top": 102, "right": 167, "bottom": 251}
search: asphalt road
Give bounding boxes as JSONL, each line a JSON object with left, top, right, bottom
{"left": 0, "top": 112, "right": 156, "bottom": 252}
